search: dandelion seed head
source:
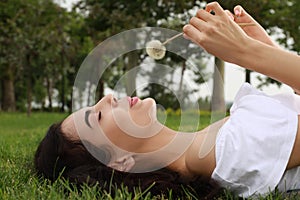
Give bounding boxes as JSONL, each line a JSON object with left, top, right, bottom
{"left": 146, "top": 40, "right": 166, "bottom": 60}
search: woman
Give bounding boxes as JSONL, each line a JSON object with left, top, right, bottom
{"left": 34, "top": 96, "right": 221, "bottom": 199}
{"left": 35, "top": 3, "right": 300, "bottom": 198}
{"left": 35, "top": 82, "right": 300, "bottom": 198}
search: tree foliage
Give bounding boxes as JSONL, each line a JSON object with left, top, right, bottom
{"left": 0, "top": 0, "right": 86, "bottom": 113}
{"left": 1, "top": 0, "right": 299, "bottom": 112}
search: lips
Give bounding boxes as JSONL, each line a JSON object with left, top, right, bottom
{"left": 128, "top": 97, "right": 139, "bottom": 107}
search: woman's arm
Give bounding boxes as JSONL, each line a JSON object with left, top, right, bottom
{"left": 183, "top": 2, "right": 300, "bottom": 92}
{"left": 238, "top": 38, "right": 300, "bottom": 93}
{"left": 287, "top": 116, "right": 300, "bottom": 169}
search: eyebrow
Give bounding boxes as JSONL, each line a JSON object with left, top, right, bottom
{"left": 85, "top": 110, "right": 92, "bottom": 128}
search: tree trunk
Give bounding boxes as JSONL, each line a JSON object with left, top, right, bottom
{"left": 211, "top": 57, "right": 225, "bottom": 113}
{"left": 98, "top": 79, "right": 104, "bottom": 100}
{"left": 87, "top": 81, "right": 92, "bottom": 106}
{"left": 46, "top": 76, "right": 53, "bottom": 111}
{"left": 25, "top": 53, "right": 32, "bottom": 116}
{"left": 60, "top": 46, "right": 66, "bottom": 112}
{"left": 59, "top": 24, "right": 66, "bottom": 113}
{"left": 1, "top": 68, "right": 16, "bottom": 111}
{"left": 178, "top": 61, "right": 186, "bottom": 102}
{"left": 26, "top": 78, "right": 32, "bottom": 117}
{"left": 125, "top": 52, "right": 138, "bottom": 96}
{"left": 60, "top": 70, "right": 65, "bottom": 112}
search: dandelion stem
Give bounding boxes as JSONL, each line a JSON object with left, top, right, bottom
{"left": 237, "top": 22, "right": 256, "bottom": 27}
{"left": 162, "top": 33, "right": 184, "bottom": 45}
{"left": 161, "top": 22, "right": 255, "bottom": 46}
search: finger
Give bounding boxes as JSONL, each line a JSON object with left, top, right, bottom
{"left": 205, "top": 2, "right": 226, "bottom": 16}
{"left": 182, "top": 24, "right": 204, "bottom": 46}
{"left": 182, "top": 32, "right": 193, "bottom": 42}
{"left": 234, "top": 5, "right": 254, "bottom": 22}
{"left": 189, "top": 16, "right": 208, "bottom": 32}
{"left": 224, "top": 10, "right": 234, "bottom": 21}
{"left": 233, "top": 5, "right": 243, "bottom": 17}
{"left": 196, "top": 9, "right": 213, "bottom": 22}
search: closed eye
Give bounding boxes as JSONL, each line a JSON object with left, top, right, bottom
{"left": 98, "top": 111, "right": 102, "bottom": 121}
{"left": 113, "top": 97, "right": 118, "bottom": 104}
{"left": 85, "top": 110, "right": 101, "bottom": 129}
{"left": 85, "top": 110, "right": 92, "bottom": 128}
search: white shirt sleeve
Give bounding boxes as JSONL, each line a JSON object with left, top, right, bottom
{"left": 211, "top": 83, "right": 299, "bottom": 198}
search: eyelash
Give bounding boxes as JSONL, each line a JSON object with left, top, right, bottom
{"left": 98, "top": 111, "right": 102, "bottom": 121}
{"left": 113, "top": 97, "right": 117, "bottom": 103}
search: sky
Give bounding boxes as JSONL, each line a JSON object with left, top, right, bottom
{"left": 224, "top": 63, "right": 293, "bottom": 101}
{"left": 55, "top": 0, "right": 294, "bottom": 102}
{"left": 54, "top": 0, "right": 78, "bottom": 10}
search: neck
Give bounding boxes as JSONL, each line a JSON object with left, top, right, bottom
{"left": 155, "top": 117, "right": 228, "bottom": 178}
{"left": 147, "top": 122, "right": 198, "bottom": 178}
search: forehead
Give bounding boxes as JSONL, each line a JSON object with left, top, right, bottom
{"left": 62, "top": 107, "right": 102, "bottom": 142}
{"left": 61, "top": 114, "right": 79, "bottom": 139}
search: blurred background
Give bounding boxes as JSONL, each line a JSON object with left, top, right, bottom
{"left": 1, "top": 0, "right": 299, "bottom": 116}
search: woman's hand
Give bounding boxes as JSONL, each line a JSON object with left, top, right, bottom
{"left": 183, "top": 2, "right": 300, "bottom": 92}
{"left": 183, "top": 2, "right": 252, "bottom": 64}
{"left": 233, "top": 5, "right": 278, "bottom": 48}
{"left": 183, "top": 2, "right": 279, "bottom": 64}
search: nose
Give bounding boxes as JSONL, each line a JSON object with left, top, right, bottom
{"left": 93, "top": 94, "right": 114, "bottom": 111}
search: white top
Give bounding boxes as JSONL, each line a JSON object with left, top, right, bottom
{"left": 211, "top": 83, "right": 300, "bottom": 198}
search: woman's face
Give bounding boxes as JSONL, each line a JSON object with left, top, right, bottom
{"left": 61, "top": 94, "right": 191, "bottom": 173}
{"left": 62, "top": 94, "right": 163, "bottom": 153}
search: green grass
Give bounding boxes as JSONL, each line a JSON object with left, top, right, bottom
{"left": 0, "top": 112, "right": 299, "bottom": 199}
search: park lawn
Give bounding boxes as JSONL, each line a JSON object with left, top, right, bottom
{"left": 0, "top": 112, "right": 298, "bottom": 200}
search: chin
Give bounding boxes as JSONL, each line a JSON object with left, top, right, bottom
{"left": 148, "top": 99, "right": 158, "bottom": 122}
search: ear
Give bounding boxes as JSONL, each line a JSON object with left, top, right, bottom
{"left": 108, "top": 155, "right": 135, "bottom": 172}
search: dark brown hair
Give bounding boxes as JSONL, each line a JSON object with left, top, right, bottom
{"left": 34, "top": 122, "right": 221, "bottom": 199}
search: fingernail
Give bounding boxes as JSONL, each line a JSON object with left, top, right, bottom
{"left": 183, "top": 24, "right": 190, "bottom": 31}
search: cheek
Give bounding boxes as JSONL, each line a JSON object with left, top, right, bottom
{"left": 100, "top": 111, "right": 123, "bottom": 135}
{"left": 99, "top": 111, "right": 144, "bottom": 151}
{"left": 130, "top": 99, "right": 157, "bottom": 126}
{"left": 100, "top": 109, "right": 140, "bottom": 139}
{"left": 130, "top": 107, "right": 154, "bottom": 126}
{"left": 99, "top": 112, "right": 126, "bottom": 148}
{"left": 110, "top": 107, "right": 154, "bottom": 128}
{"left": 101, "top": 104, "right": 159, "bottom": 141}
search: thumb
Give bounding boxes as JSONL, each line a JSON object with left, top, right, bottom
{"left": 234, "top": 5, "right": 253, "bottom": 22}
{"left": 233, "top": 5, "right": 244, "bottom": 17}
